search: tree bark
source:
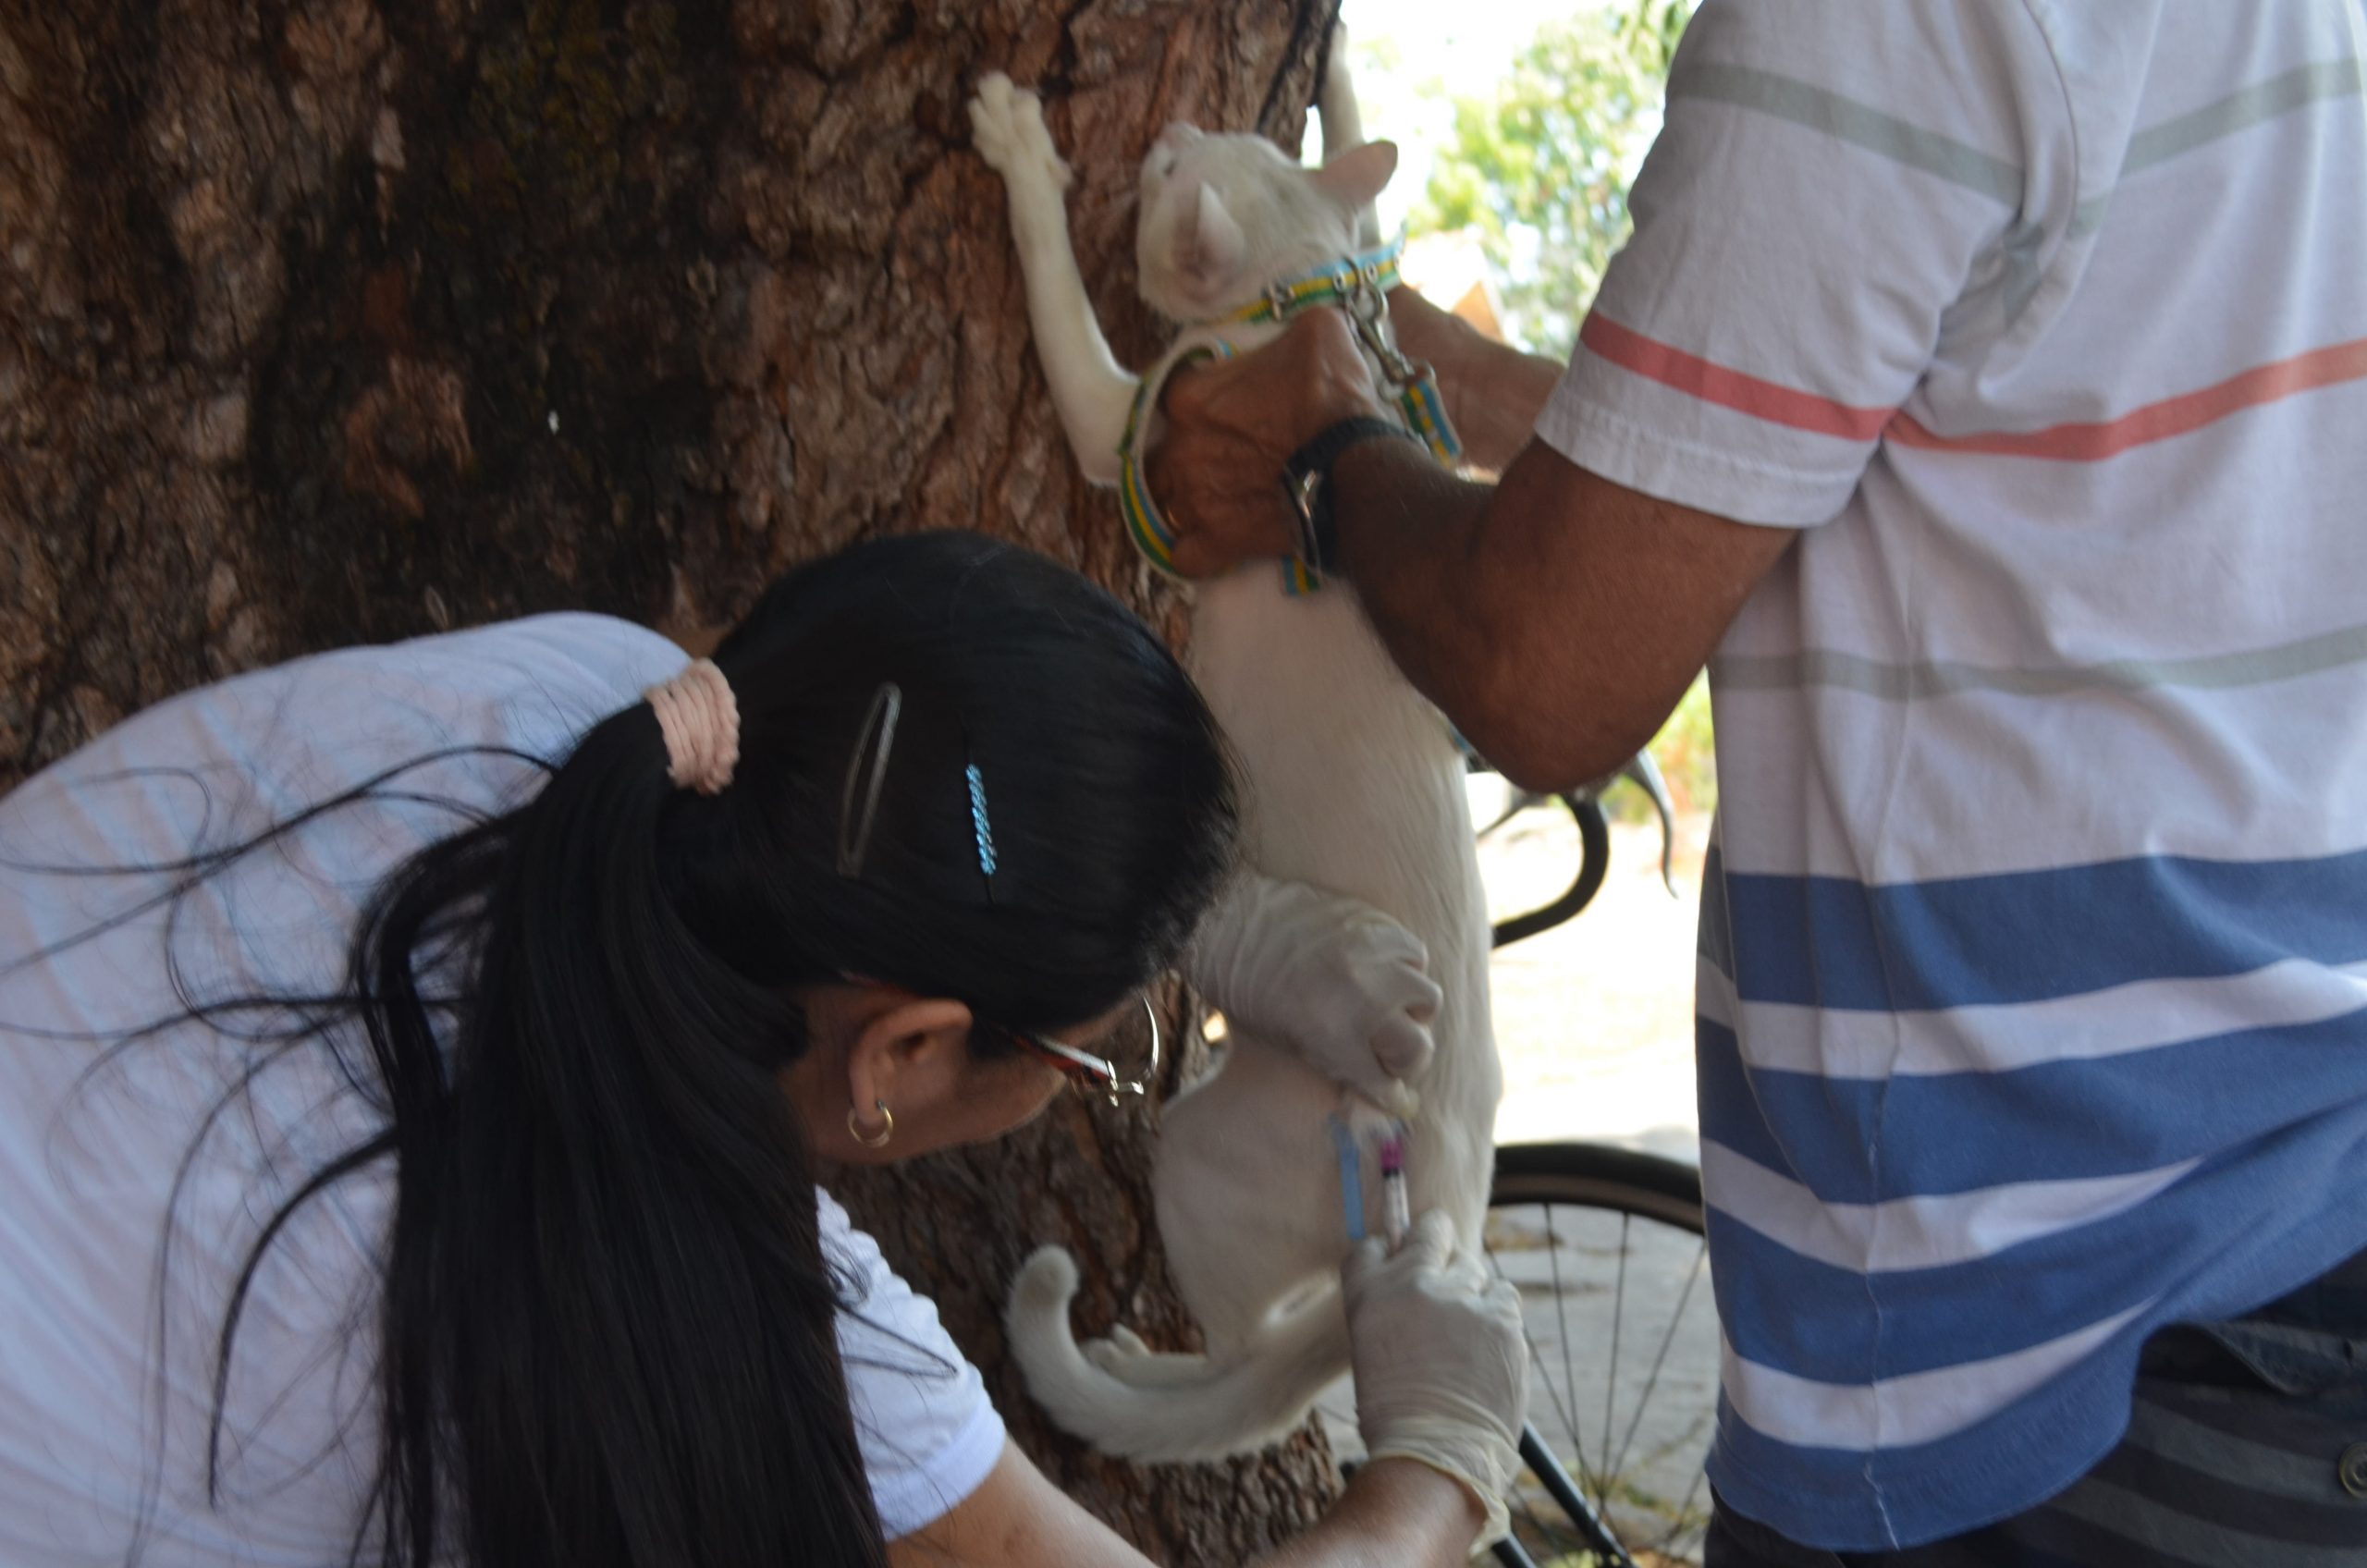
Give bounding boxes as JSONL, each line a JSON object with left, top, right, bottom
{"left": 0, "top": 0, "right": 1342, "bottom": 1558}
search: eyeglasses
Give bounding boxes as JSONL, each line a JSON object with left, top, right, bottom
{"left": 995, "top": 995, "right": 1161, "bottom": 1109}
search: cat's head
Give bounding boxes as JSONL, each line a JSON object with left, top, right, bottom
{"left": 1134, "top": 121, "right": 1398, "bottom": 325}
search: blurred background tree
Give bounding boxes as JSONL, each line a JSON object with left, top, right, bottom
{"left": 1408, "top": 0, "right": 1689, "bottom": 354}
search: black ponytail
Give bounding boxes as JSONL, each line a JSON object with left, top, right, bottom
{"left": 221, "top": 533, "right": 1233, "bottom": 1565}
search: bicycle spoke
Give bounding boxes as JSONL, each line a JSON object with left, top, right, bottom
{"left": 1543, "top": 1203, "right": 1600, "bottom": 1502}
{"left": 1660, "top": 1458, "right": 1714, "bottom": 1553}
{"left": 1609, "top": 1236, "right": 1708, "bottom": 1485}
{"left": 1488, "top": 1147, "right": 1716, "bottom": 1565}
{"left": 1602, "top": 1210, "right": 1628, "bottom": 1513}
{"left": 1490, "top": 1237, "right": 1585, "bottom": 1485}
{"left": 1507, "top": 1486, "right": 1555, "bottom": 1561}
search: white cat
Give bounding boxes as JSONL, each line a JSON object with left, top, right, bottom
{"left": 969, "top": 58, "right": 1502, "bottom": 1464}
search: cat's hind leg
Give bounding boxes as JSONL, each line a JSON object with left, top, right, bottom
{"left": 1317, "top": 23, "right": 1367, "bottom": 158}
{"left": 1007, "top": 1243, "right": 1350, "bottom": 1462}
{"left": 1316, "top": 26, "right": 1382, "bottom": 250}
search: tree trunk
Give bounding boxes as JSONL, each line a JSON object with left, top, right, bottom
{"left": 0, "top": 0, "right": 1343, "bottom": 1557}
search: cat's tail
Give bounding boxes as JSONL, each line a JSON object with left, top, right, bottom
{"left": 1006, "top": 1245, "right": 1349, "bottom": 1463}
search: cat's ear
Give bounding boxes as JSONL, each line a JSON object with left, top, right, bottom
{"left": 1313, "top": 140, "right": 1398, "bottom": 213}
{"left": 1175, "top": 181, "right": 1247, "bottom": 286}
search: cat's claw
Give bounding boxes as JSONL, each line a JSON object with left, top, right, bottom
{"left": 968, "top": 71, "right": 1073, "bottom": 190}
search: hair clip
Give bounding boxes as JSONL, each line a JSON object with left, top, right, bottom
{"left": 837, "top": 681, "right": 902, "bottom": 878}
{"left": 965, "top": 763, "right": 998, "bottom": 880}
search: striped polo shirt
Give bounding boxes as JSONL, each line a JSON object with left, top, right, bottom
{"left": 1532, "top": 1, "right": 2367, "bottom": 1550}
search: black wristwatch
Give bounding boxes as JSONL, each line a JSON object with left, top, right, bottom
{"left": 1282, "top": 416, "right": 1418, "bottom": 578}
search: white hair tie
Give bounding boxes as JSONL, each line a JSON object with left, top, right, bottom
{"left": 645, "top": 658, "right": 741, "bottom": 795}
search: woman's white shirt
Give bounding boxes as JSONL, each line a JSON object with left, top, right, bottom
{"left": 818, "top": 1187, "right": 1009, "bottom": 1537}
{"left": 0, "top": 616, "right": 1002, "bottom": 1560}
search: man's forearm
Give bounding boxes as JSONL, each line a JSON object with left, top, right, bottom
{"left": 1324, "top": 439, "right": 1498, "bottom": 734}
{"left": 1389, "top": 287, "right": 1564, "bottom": 472}
{"left": 1453, "top": 346, "right": 1565, "bottom": 473}
{"left": 1247, "top": 1459, "right": 1482, "bottom": 1568}
{"left": 1328, "top": 433, "right": 1757, "bottom": 791}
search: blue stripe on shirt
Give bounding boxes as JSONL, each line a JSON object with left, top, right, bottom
{"left": 1721, "top": 844, "right": 2367, "bottom": 1011}
{"left": 1708, "top": 1200, "right": 2167, "bottom": 1382}
{"left": 1708, "top": 1098, "right": 2367, "bottom": 1382}
{"left": 1705, "top": 1349, "right": 2141, "bottom": 1554}
{"left": 1708, "top": 1147, "right": 2367, "bottom": 1552}
{"left": 1699, "top": 1005, "right": 2367, "bottom": 1200}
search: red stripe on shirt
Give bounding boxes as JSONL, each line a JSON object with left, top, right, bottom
{"left": 1886, "top": 336, "right": 2367, "bottom": 459}
{"left": 1578, "top": 312, "right": 1897, "bottom": 441}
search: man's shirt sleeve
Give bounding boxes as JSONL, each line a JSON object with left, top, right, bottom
{"left": 1535, "top": 0, "right": 2071, "bottom": 525}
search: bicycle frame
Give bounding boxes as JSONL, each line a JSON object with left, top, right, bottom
{"left": 1490, "top": 1422, "right": 1642, "bottom": 1568}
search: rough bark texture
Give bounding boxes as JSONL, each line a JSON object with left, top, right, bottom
{"left": 0, "top": 0, "right": 1341, "bottom": 1556}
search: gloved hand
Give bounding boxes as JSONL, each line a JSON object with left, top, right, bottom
{"left": 1183, "top": 870, "right": 1441, "bottom": 1108}
{"left": 1342, "top": 1209, "right": 1527, "bottom": 1550}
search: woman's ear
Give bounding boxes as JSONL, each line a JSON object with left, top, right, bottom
{"left": 843, "top": 993, "right": 975, "bottom": 1125}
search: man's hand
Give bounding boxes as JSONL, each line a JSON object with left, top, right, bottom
{"left": 1147, "top": 309, "right": 1387, "bottom": 578}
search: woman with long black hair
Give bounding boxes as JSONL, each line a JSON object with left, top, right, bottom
{"left": 0, "top": 532, "right": 1523, "bottom": 1567}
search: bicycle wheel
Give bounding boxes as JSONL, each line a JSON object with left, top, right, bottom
{"left": 1487, "top": 1142, "right": 1717, "bottom": 1567}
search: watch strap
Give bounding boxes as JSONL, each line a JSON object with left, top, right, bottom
{"left": 1282, "top": 416, "right": 1419, "bottom": 578}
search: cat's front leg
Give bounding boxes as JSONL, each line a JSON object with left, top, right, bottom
{"left": 968, "top": 73, "right": 1139, "bottom": 484}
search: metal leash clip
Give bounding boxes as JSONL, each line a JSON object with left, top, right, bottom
{"left": 1340, "top": 263, "right": 1429, "bottom": 391}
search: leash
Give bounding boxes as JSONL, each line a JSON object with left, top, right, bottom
{"left": 1114, "top": 235, "right": 1461, "bottom": 595}
{"left": 1223, "top": 236, "right": 1462, "bottom": 474}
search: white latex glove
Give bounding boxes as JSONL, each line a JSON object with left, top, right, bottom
{"left": 1343, "top": 1209, "right": 1527, "bottom": 1550}
{"left": 1183, "top": 870, "right": 1441, "bottom": 1107}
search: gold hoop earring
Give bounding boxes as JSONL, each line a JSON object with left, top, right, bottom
{"left": 849, "top": 1098, "right": 894, "bottom": 1148}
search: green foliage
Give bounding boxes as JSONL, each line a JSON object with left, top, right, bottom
{"left": 1410, "top": 1, "right": 1690, "bottom": 352}
{"left": 1617, "top": 0, "right": 1696, "bottom": 77}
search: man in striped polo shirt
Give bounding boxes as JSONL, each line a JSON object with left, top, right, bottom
{"left": 1147, "top": 1, "right": 2367, "bottom": 1562}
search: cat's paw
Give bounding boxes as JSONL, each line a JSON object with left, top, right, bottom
{"left": 1094, "top": 1324, "right": 1156, "bottom": 1364}
{"left": 969, "top": 71, "right": 1072, "bottom": 190}
{"left": 1085, "top": 1328, "right": 1210, "bottom": 1388}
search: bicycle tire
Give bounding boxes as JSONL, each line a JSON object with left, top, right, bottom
{"left": 1490, "top": 792, "right": 1612, "bottom": 950}
{"left": 1486, "top": 1142, "right": 1716, "bottom": 1568}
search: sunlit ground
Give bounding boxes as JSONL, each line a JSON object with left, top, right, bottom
{"left": 1473, "top": 778, "right": 1707, "bottom": 1165}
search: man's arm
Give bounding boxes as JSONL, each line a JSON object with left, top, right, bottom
{"left": 1148, "top": 308, "right": 1793, "bottom": 792}
{"left": 1386, "top": 285, "right": 1562, "bottom": 473}
{"left": 889, "top": 1446, "right": 1478, "bottom": 1568}
{"left": 1331, "top": 421, "right": 1791, "bottom": 791}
